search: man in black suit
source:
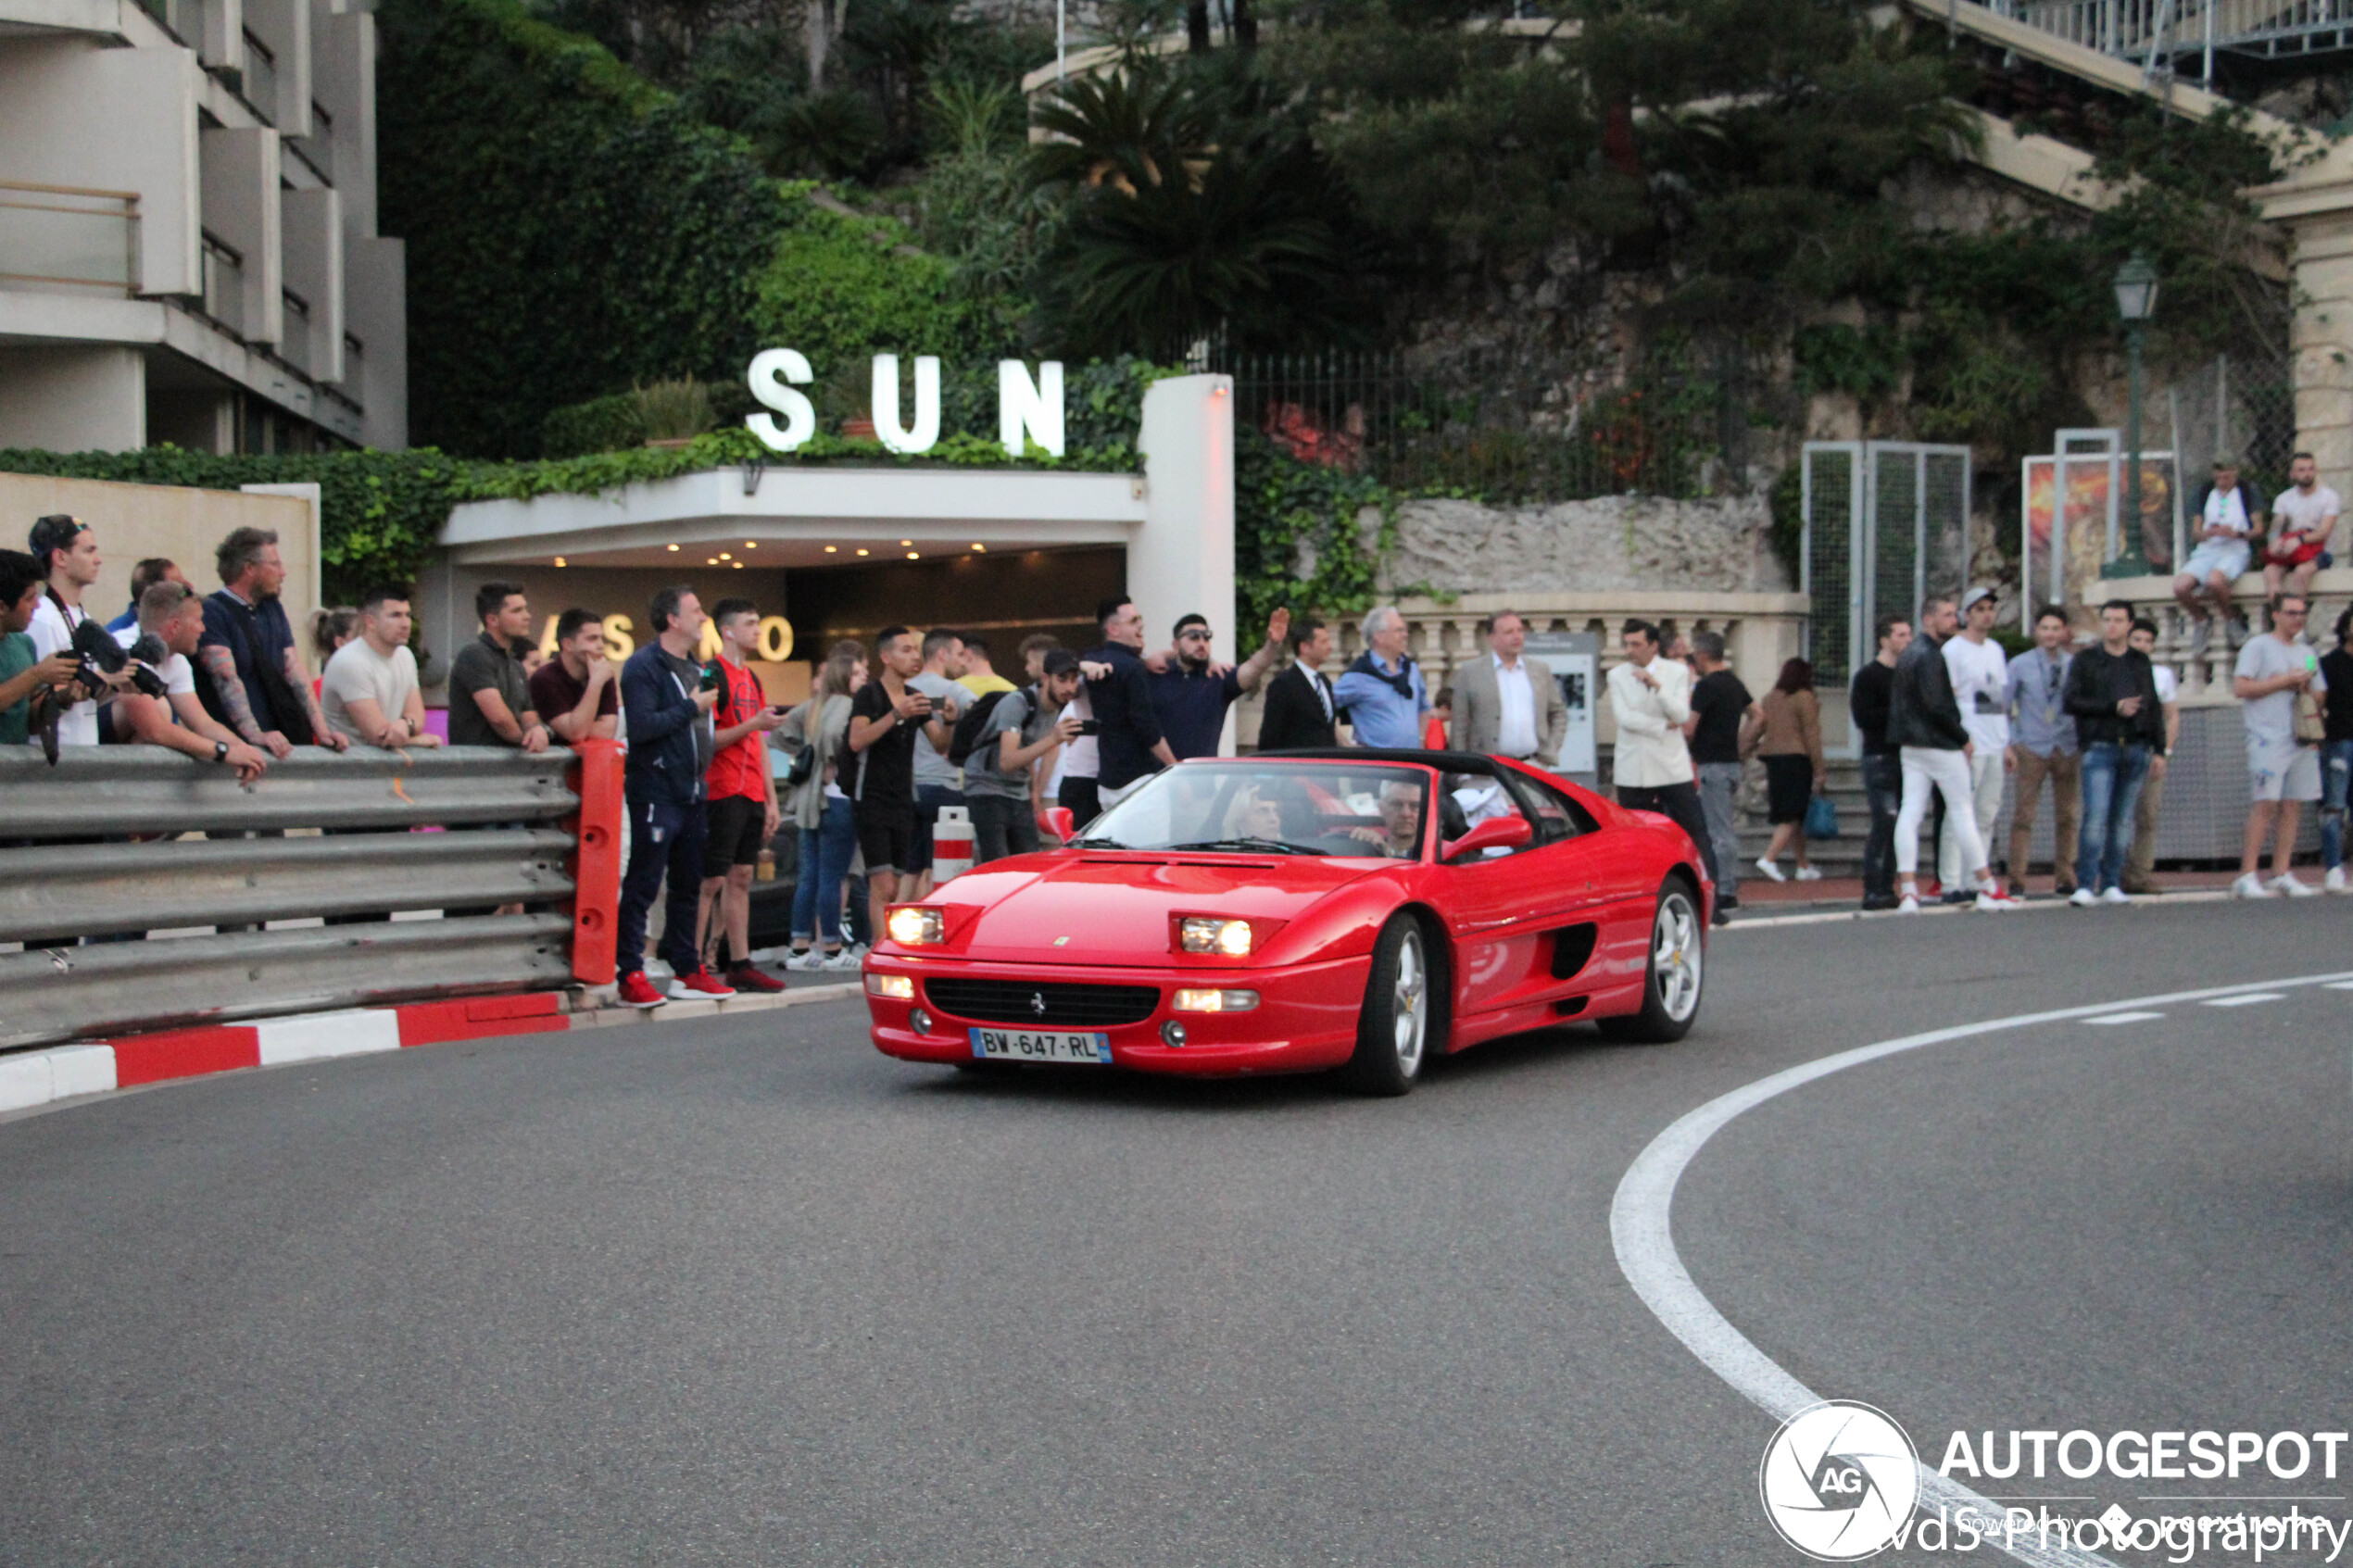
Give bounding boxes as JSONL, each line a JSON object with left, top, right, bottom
{"left": 1255, "top": 616, "right": 1340, "bottom": 751}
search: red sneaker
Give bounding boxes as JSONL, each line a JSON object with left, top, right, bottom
{"left": 669, "top": 967, "right": 737, "bottom": 999}
{"left": 725, "top": 963, "right": 786, "bottom": 994}
{"left": 615, "top": 971, "right": 668, "bottom": 1010}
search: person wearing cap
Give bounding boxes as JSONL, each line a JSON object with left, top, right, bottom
{"left": 2174, "top": 457, "right": 2264, "bottom": 654}
{"left": 1940, "top": 586, "right": 2014, "bottom": 896}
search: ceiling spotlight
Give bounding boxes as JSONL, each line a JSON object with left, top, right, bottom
{"left": 733, "top": 560, "right": 744, "bottom": 569}
{"left": 554, "top": 557, "right": 567, "bottom": 568}
{"left": 856, "top": 548, "right": 869, "bottom": 557}
{"left": 824, "top": 545, "right": 837, "bottom": 553}
{"left": 707, "top": 558, "right": 719, "bottom": 565}
{"left": 719, "top": 551, "right": 731, "bottom": 560}
{"left": 906, "top": 551, "right": 921, "bottom": 559}
{"left": 900, "top": 539, "right": 912, "bottom": 546}
{"left": 666, "top": 543, "right": 679, "bottom": 552}
{"left": 745, "top": 541, "right": 757, "bottom": 548}
{"left": 971, "top": 543, "right": 986, "bottom": 552}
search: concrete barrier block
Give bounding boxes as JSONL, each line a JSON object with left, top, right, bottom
{"left": 0, "top": 1052, "right": 52, "bottom": 1112}
{"left": 255, "top": 1008, "right": 403, "bottom": 1065}
{"left": 46, "top": 1044, "right": 116, "bottom": 1098}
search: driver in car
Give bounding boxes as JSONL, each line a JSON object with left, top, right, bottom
{"left": 1346, "top": 778, "right": 1424, "bottom": 858}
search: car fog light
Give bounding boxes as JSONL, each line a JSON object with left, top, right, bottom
{"left": 866, "top": 973, "right": 913, "bottom": 1000}
{"left": 1174, "top": 988, "right": 1260, "bottom": 1012}
{"left": 910, "top": 1007, "right": 932, "bottom": 1035}
{"left": 887, "top": 906, "right": 945, "bottom": 946}
{"left": 1178, "top": 916, "right": 1252, "bottom": 956}
{"left": 1161, "top": 1021, "right": 1188, "bottom": 1047}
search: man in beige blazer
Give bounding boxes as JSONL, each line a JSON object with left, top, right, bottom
{"left": 1450, "top": 610, "right": 1569, "bottom": 766}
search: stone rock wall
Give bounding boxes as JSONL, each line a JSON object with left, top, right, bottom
{"left": 1378, "top": 493, "right": 1787, "bottom": 597}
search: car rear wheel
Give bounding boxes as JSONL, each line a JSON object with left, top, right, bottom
{"left": 1599, "top": 883, "right": 1704, "bottom": 1044}
{"left": 1343, "top": 914, "right": 1435, "bottom": 1096}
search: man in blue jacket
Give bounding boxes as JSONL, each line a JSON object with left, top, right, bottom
{"left": 614, "top": 584, "right": 728, "bottom": 1008}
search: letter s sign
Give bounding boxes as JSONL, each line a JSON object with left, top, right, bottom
{"left": 746, "top": 348, "right": 816, "bottom": 452}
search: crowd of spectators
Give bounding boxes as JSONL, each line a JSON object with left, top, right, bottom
{"left": 9, "top": 495, "right": 2353, "bottom": 990}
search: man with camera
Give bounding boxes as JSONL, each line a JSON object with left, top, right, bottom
{"left": 111, "top": 581, "right": 269, "bottom": 783}
{"left": 0, "top": 547, "right": 81, "bottom": 746}
{"left": 24, "top": 514, "right": 131, "bottom": 748}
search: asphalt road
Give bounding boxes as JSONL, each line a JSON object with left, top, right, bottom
{"left": 4, "top": 899, "right": 2351, "bottom": 1567}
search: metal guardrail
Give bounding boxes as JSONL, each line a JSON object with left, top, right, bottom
{"left": 0, "top": 743, "right": 623, "bottom": 1050}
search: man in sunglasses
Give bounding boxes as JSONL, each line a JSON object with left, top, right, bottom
{"left": 1144, "top": 607, "right": 1290, "bottom": 761}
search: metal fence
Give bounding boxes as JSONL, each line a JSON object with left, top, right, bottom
{"left": 0, "top": 743, "right": 623, "bottom": 1050}
{"left": 1801, "top": 440, "right": 1974, "bottom": 717}
{"left": 1211, "top": 350, "right": 1715, "bottom": 501}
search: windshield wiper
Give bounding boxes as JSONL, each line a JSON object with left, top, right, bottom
{"left": 1164, "top": 838, "right": 1320, "bottom": 856}
{"left": 1075, "top": 837, "right": 1136, "bottom": 850}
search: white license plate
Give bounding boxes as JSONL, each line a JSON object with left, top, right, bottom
{"left": 970, "top": 1026, "right": 1112, "bottom": 1064}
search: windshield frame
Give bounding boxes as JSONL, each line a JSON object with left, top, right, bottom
{"left": 1071, "top": 759, "right": 1437, "bottom": 862}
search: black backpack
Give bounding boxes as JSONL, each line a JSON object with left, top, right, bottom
{"left": 947, "top": 687, "right": 1019, "bottom": 767}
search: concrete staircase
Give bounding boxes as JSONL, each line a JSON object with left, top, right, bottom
{"left": 1730, "top": 758, "right": 1873, "bottom": 880}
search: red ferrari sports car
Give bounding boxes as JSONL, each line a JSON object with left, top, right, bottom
{"left": 862, "top": 748, "right": 1709, "bottom": 1095}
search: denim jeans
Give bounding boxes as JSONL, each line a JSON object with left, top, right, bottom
{"left": 2075, "top": 743, "right": 2150, "bottom": 894}
{"left": 2322, "top": 739, "right": 2353, "bottom": 870}
{"left": 969, "top": 792, "right": 1039, "bottom": 864}
{"left": 618, "top": 797, "right": 707, "bottom": 978}
{"left": 789, "top": 795, "right": 858, "bottom": 945}
{"left": 1860, "top": 752, "right": 1901, "bottom": 902}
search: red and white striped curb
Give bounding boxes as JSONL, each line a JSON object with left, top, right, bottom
{"left": 0, "top": 982, "right": 866, "bottom": 1116}
{"left": 0, "top": 992, "right": 571, "bottom": 1115}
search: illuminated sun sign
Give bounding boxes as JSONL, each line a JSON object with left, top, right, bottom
{"left": 745, "top": 352, "right": 1065, "bottom": 458}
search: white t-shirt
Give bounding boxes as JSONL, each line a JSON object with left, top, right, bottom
{"left": 2236, "top": 633, "right": 2323, "bottom": 750}
{"left": 2203, "top": 484, "right": 2253, "bottom": 536}
{"left": 1055, "top": 689, "right": 1098, "bottom": 783}
{"left": 28, "top": 595, "right": 98, "bottom": 746}
{"left": 2153, "top": 664, "right": 2179, "bottom": 705}
{"left": 2272, "top": 484, "right": 2341, "bottom": 541}
{"left": 1944, "top": 634, "right": 2010, "bottom": 750}
{"left": 113, "top": 625, "right": 194, "bottom": 701}
{"left": 321, "top": 637, "right": 420, "bottom": 743}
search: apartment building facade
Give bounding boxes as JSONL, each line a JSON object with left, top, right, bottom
{"left": 0, "top": 0, "right": 405, "bottom": 453}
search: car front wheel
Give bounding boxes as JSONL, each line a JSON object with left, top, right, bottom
{"left": 1599, "top": 883, "right": 1704, "bottom": 1044}
{"left": 1343, "top": 914, "right": 1436, "bottom": 1096}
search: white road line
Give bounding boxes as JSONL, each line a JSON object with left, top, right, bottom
{"left": 1610, "top": 969, "right": 2353, "bottom": 1568}
{"left": 2329, "top": 982, "right": 2353, "bottom": 992}
{"left": 2202, "top": 993, "right": 2284, "bottom": 1008}
{"left": 2083, "top": 1011, "right": 2164, "bottom": 1025}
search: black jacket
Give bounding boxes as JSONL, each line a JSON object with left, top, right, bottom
{"left": 621, "top": 644, "right": 708, "bottom": 806}
{"left": 1082, "top": 642, "right": 1164, "bottom": 791}
{"left": 1848, "top": 661, "right": 1895, "bottom": 756}
{"left": 1256, "top": 661, "right": 1338, "bottom": 752}
{"left": 1887, "top": 636, "right": 1969, "bottom": 750}
{"left": 2064, "top": 644, "right": 2165, "bottom": 750}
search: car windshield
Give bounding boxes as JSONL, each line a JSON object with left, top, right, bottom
{"left": 1074, "top": 762, "right": 1433, "bottom": 859}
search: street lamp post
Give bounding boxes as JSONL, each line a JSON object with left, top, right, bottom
{"left": 2104, "top": 254, "right": 2160, "bottom": 580}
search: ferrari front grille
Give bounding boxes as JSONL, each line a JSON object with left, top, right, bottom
{"left": 923, "top": 977, "right": 1161, "bottom": 1028}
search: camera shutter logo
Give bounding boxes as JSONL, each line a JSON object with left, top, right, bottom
{"left": 1758, "top": 1400, "right": 1920, "bottom": 1561}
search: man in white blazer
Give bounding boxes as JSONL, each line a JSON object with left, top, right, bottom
{"left": 1606, "top": 618, "right": 1718, "bottom": 898}
{"left": 1451, "top": 610, "right": 1569, "bottom": 766}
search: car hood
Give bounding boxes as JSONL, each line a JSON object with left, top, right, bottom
{"left": 927, "top": 852, "right": 1390, "bottom": 966}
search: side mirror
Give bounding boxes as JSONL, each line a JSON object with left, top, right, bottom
{"left": 1442, "top": 813, "right": 1531, "bottom": 861}
{"left": 1038, "top": 805, "right": 1076, "bottom": 846}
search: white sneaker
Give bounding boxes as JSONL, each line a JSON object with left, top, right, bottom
{"left": 820, "top": 947, "right": 862, "bottom": 971}
{"left": 1755, "top": 857, "right": 1786, "bottom": 884}
{"left": 2100, "top": 885, "right": 2133, "bottom": 906}
{"left": 1973, "top": 890, "right": 2007, "bottom": 912}
{"left": 2273, "top": 873, "right": 2321, "bottom": 897}
{"left": 786, "top": 947, "right": 824, "bottom": 971}
{"left": 2233, "top": 872, "right": 2272, "bottom": 898}
{"left": 1794, "top": 865, "right": 1824, "bottom": 882}
{"left": 2327, "top": 866, "right": 2350, "bottom": 893}
{"left": 2070, "top": 886, "right": 2098, "bottom": 908}
{"left": 1897, "top": 892, "right": 1919, "bottom": 913}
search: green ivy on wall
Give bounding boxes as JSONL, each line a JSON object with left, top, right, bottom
{"left": 1234, "top": 428, "right": 1398, "bottom": 635}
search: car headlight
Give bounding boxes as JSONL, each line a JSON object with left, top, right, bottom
{"left": 1174, "top": 988, "right": 1260, "bottom": 1012}
{"left": 866, "top": 972, "right": 913, "bottom": 1000}
{"left": 1178, "top": 916, "right": 1253, "bottom": 957}
{"left": 886, "top": 906, "right": 945, "bottom": 946}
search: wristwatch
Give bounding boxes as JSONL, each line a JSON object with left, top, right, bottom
{"left": 212, "top": 740, "right": 230, "bottom": 764}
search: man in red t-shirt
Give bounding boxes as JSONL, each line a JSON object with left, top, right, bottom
{"left": 696, "top": 598, "right": 786, "bottom": 991}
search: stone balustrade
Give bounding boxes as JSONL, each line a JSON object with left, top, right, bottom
{"left": 2098, "top": 569, "right": 2353, "bottom": 705}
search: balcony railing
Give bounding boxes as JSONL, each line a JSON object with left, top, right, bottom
{"left": 0, "top": 182, "right": 140, "bottom": 295}
{"left": 1980, "top": 0, "right": 2353, "bottom": 75}
{"left": 200, "top": 231, "right": 244, "bottom": 336}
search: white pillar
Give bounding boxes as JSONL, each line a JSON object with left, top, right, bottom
{"left": 1134, "top": 374, "right": 1236, "bottom": 665}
